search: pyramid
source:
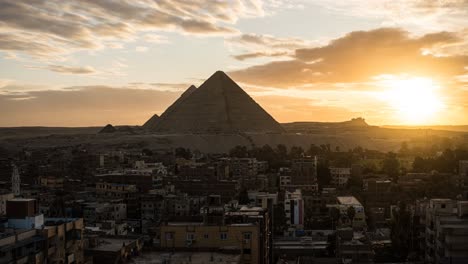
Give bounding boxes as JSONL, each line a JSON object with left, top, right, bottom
{"left": 161, "top": 85, "right": 197, "bottom": 118}
{"left": 99, "top": 124, "right": 117, "bottom": 133}
{"left": 142, "top": 114, "right": 160, "bottom": 129}
{"left": 150, "top": 71, "right": 284, "bottom": 134}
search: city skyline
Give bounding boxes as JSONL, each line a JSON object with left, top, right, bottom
{"left": 1, "top": 0, "right": 467, "bottom": 126}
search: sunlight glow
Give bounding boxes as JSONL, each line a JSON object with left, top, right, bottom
{"left": 378, "top": 76, "right": 444, "bottom": 124}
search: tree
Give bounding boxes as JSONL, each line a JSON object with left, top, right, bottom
{"left": 382, "top": 152, "right": 400, "bottom": 182}
{"left": 329, "top": 207, "right": 340, "bottom": 230}
{"left": 390, "top": 201, "right": 411, "bottom": 261}
{"left": 289, "top": 146, "right": 304, "bottom": 159}
{"left": 238, "top": 189, "right": 250, "bottom": 204}
{"left": 275, "top": 144, "right": 288, "bottom": 160}
{"left": 347, "top": 206, "right": 356, "bottom": 228}
{"left": 229, "top": 145, "right": 248, "bottom": 158}
{"left": 175, "top": 147, "right": 192, "bottom": 159}
{"left": 399, "top": 141, "right": 410, "bottom": 156}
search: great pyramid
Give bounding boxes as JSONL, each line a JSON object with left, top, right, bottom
{"left": 149, "top": 71, "right": 284, "bottom": 134}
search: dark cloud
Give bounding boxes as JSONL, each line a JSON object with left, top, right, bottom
{"left": 0, "top": 85, "right": 181, "bottom": 126}
{"left": 0, "top": 0, "right": 260, "bottom": 58}
{"left": 230, "top": 28, "right": 468, "bottom": 87}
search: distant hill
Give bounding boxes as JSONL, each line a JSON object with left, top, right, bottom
{"left": 383, "top": 125, "right": 468, "bottom": 132}
{"left": 282, "top": 118, "right": 370, "bottom": 133}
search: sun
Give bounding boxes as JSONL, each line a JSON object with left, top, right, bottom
{"left": 378, "top": 76, "right": 444, "bottom": 124}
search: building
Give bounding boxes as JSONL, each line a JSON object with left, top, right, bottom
{"left": 279, "top": 158, "right": 319, "bottom": 193}
{"left": 1, "top": 198, "right": 85, "bottom": 264}
{"left": 85, "top": 235, "right": 144, "bottom": 263}
{"left": 330, "top": 167, "right": 351, "bottom": 187}
{"left": 336, "top": 228, "right": 374, "bottom": 263}
{"left": 458, "top": 160, "right": 468, "bottom": 189}
{"left": 160, "top": 206, "right": 270, "bottom": 264}
{"left": 40, "top": 176, "right": 64, "bottom": 189}
{"left": 424, "top": 199, "right": 468, "bottom": 264}
{"left": 7, "top": 198, "right": 44, "bottom": 229}
{"left": 329, "top": 196, "right": 366, "bottom": 229}
{"left": 82, "top": 201, "right": 127, "bottom": 224}
{"left": 0, "top": 191, "right": 14, "bottom": 215}
{"left": 284, "top": 189, "right": 304, "bottom": 236}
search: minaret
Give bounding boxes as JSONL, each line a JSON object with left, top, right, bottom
{"left": 11, "top": 163, "right": 20, "bottom": 196}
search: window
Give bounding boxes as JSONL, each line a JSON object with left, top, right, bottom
{"left": 441, "top": 204, "right": 446, "bottom": 209}
{"left": 165, "top": 232, "right": 173, "bottom": 240}
{"left": 186, "top": 233, "right": 195, "bottom": 241}
{"left": 220, "top": 232, "right": 228, "bottom": 240}
{"left": 203, "top": 233, "right": 209, "bottom": 239}
{"left": 243, "top": 232, "right": 251, "bottom": 240}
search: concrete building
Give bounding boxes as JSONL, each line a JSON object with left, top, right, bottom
{"left": 0, "top": 191, "right": 14, "bottom": 215}
{"left": 85, "top": 235, "right": 144, "bottom": 263}
{"left": 279, "top": 158, "right": 319, "bottom": 193}
{"left": 83, "top": 201, "right": 127, "bottom": 224}
{"left": 458, "top": 160, "right": 468, "bottom": 189}
{"left": 1, "top": 198, "right": 85, "bottom": 264}
{"left": 330, "top": 167, "right": 351, "bottom": 187}
{"left": 424, "top": 199, "right": 468, "bottom": 264}
{"left": 330, "top": 196, "right": 366, "bottom": 229}
{"left": 160, "top": 206, "right": 270, "bottom": 264}
{"left": 284, "top": 189, "right": 304, "bottom": 236}
{"left": 40, "top": 176, "right": 64, "bottom": 189}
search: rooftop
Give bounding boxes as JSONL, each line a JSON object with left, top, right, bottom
{"left": 129, "top": 252, "right": 240, "bottom": 264}
{"left": 337, "top": 196, "right": 362, "bottom": 206}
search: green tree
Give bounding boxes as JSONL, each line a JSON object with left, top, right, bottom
{"left": 229, "top": 145, "right": 248, "bottom": 158}
{"left": 382, "top": 152, "right": 400, "bottom": 182}
{"left": 289, "top": 146, "right": 304, "bottom": 159}
{"left": 347, "top": 206, "right": 356, "bottom": 227}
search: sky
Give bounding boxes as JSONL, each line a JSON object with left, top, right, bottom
{"left": 0, "top": 0, "right": 467, "bottom": 127}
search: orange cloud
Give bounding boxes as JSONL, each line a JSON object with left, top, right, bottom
{"left": 229, "top": 28, "right": 468, "bottom": 87}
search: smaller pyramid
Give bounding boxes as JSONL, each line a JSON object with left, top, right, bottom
{"left": 143, "top": 114, "right": 160, "bottom": 129}
{"left": 143, "top": 85, "right": 197, "bottom": 130}
{"left": 161, "top": 85, "right": 197, "bottom": 118}
{"left": 99, "top": 124, "right": 117, "bottom": 134}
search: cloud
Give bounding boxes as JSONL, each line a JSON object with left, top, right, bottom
{"left": 127, "top": 82, "right": 193, "bottom": 92}
{"left": 313, "top": 0, "right": 468, "bottom": 32}
{"left": 0, "top": 0, "right": 278, "bottom": 59}
{"left": 232, "top": 51, "right": 289, "bottom": 61}
{"left": 0, "top": 85, "right": 181, "bottom": 126}
{"left": 135, "top": 46, "right": 149, "bottom": 53}
{"left": 44, "top": 65, "right": 96, "bottom": 75}
{"left": 229, "top": 28, "right": 468, "bottom": 87}
{"left": 227, "top": 33, "right": 312, "bottom": 61}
